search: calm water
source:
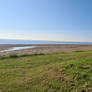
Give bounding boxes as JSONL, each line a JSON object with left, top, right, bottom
{"left": 0, "top": 39, "right": 92, "bottom": 45}
{"left": 0, "top": 46, "right": 35, "bottom": 52}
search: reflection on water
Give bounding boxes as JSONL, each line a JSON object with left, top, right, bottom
{"left": 0, "top": 46, "right": 35, "bottom": 52}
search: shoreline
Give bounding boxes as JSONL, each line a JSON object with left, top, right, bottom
{"left": 0, "top": 44, "right": 92, "bottom": 56}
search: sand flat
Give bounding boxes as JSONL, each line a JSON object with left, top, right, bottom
{"left": 0, "top": 44, "right": 92, "bottom": 56}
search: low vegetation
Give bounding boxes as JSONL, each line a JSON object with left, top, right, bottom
{"left": 0, "top": 51, "right": 92, "bottom": 92}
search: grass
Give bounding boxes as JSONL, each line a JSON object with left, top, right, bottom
{"left": 0, "top": 51, "right": 92, "bottom": 92}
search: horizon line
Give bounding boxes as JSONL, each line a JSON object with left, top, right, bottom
{"left": 0, "top": 38, "right": 92, "bottom": 43}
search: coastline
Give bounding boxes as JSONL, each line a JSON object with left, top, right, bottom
{"left": 0, "top": 44, "right": 92, "bottom": 56}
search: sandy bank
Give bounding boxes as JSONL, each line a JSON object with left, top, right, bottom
{"left": 0, "top": 44, "right": 92, "bottom": 56}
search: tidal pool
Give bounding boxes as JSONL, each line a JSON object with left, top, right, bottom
{"left": 0, "top": 46, "right": 35, "bottom": 52}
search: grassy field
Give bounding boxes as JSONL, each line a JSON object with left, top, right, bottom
{"left": 0, "top": 51, "right": 92, "bottom": 92}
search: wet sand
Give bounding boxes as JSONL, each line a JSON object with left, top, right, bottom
{"left": 0, "top": 44, "right": 92, "bottom": 56}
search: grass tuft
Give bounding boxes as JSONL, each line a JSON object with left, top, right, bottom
{"left": 73, "top": 50, "right": 85, "bottom": 52}
{"left": 9, "top": 54, "right": 19, "bottom": 58}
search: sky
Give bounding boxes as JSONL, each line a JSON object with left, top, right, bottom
{"left": 0, "top": 0, "right": 92, "bottom": 42}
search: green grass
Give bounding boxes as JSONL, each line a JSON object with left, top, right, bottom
{"left": 0, "top": 51, "right": 92, "bottom": 92}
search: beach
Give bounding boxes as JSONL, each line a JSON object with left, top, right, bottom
{"left": 0, "top": 44, "right": 92, "bottom": 56}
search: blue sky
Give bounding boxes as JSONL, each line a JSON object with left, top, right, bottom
{"left": 0, "top": 0, "right": 92, "bottom": 41}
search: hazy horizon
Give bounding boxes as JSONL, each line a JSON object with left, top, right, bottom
{"left": 0, "top": 39, "right": 92, "bottom": 45}
{"left": 0, "top": 38, "right": 92, "bottom": 42}
{"left": 0, "top": 0, "right": 92, "bottom": 42}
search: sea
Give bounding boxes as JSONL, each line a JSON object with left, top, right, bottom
{"left": 0, "top": 39, "right": 92, "bottom": 45}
